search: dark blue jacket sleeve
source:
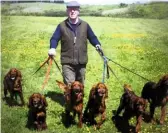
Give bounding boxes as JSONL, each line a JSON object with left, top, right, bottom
{"left": 50, "top": 24, "right": 61, "bottom": 49}
{"left": 87, "top": 24, "right": 101, "bottom": 47}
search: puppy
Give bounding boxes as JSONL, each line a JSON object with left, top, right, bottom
{"left": 114, "top": 84, "right": 147, "bottom": 133}
{"left": 56, "top": 80, "right": 84, "bottom": 128}
{"left": 83, "top": 82, "right": 108, "bottom": 129}
{"left": 28, "top": 93, "right": 48, "bottom": 130}
{"left": 3, "top": 68, "right": 24, "bottom": 105}
{"left": 141, "top": 74, "right": 168, "bottom": 124}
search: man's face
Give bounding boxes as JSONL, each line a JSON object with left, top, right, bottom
{"left": 67, "top": 7, "right": 79, "bottom": 20}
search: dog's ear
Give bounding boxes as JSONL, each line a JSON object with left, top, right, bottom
{"left": 28, "top": 94, "right": 33, "bottom": 108}
{"left": 89, "top": 85, "right": 96, "bottom": 99}
{"left": 6, "top": 69, "right": 12, "bottom": 78}
{"left": 144, "top": 99, "right": 148, "bottom": 109}
{"left": 137, "top": 98, "right": 147, "bottom": 109}
{"left": 104, "top": 84, "right": 108, "bottom": 98}
{"left": 130, "top": 101, "right": 134, "bottom": 109}
{"left": 14, "top": 77, "right": 21, "bottom": 88}
{"left": 123, "top": 84, "right": 132, "bottom": 92}
{"left": 80, "top": 82, "right": 84, "bottom": 94}
{"left": 56, "top": 80, "right": 68, "bottom": 92}
{"left": 41, "top": 95, "right": 48, "bottom": 107}
{"left": 16, "top": 69, "right": 22, "bottom": 78}
{"left": 80, "top": 83, "right": 84, "bottom": 97}
{"left": 80, "top": 83, "right": 84, "bottom": 90}
{"left": 157, "top": 77, "right": 163, "bottom": 87}
{"left": 15, "top": 77, "right": 21, "bottom": 83}
{"left": 157, "top": 74, "right": 168, "bottom": 87}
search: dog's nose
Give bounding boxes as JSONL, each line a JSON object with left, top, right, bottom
{"left": 98, "top": 88, "right": 105, "bottom": 94}
{"left": 33, "top": 99, "right": 39, "bottom": 103}
{"left": 73, "top": 88, "right": 81, "bottom": 93}
{"left": 33, "top": 101, "right": 37, "bottom": 104}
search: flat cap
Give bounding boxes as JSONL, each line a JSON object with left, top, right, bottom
{"left": 66, "top": 1, "right": 80, "bottom": 8}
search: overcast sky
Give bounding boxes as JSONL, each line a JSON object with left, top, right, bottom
{"left": 65, "top": 0, "right": 168, "bottom": 5}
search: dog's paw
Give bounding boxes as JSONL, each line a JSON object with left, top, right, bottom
{"left": 159, "top": 120, "right": 164, "bottom": 125}
{"left": 78, "top": 123, "right": 83, "bottom": 128}
{"left": 151, "top": 119, "right": 156, "bottom": 124}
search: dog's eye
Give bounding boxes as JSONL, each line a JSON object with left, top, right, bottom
{"left": 136, "top": 103, "right": 140, "bottom": 106}
{"left": 137, "top": 103, "right": 144, "bottom": 106}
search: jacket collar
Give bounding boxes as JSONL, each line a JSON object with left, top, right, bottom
{"left": 65, "top": 18, "right": 82, "bottom": 30}
{"left": 68, "top": 17, "right": 79, "bottom": 24}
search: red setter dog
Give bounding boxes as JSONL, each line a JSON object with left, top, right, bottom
{"left": 3, "top": 68, "right": 25, "bottom": 105}
{"left": 141, "top": 74, "right": 168, "bottom": 124}
{"left": 83, "top": 82, "right": 108, "bottom": 129}
{"left": 56, "top": 80, "right": 84, "bottom": 128}
{"left": 28, "top": 93, "right": 48, "bottom": 130}
{"left": 114, "top": 84, "right": 147, "bottom": 133}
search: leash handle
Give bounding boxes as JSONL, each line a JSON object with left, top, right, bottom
{"left": 96, "top": 48, "right": 109, "bottom": 83}
{"left": 96, "top": 46, "right": 104, "bottom": 57}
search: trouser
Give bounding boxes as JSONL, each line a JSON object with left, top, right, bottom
{"left": 62, "top": 64, "right": 86, "bottom": 85}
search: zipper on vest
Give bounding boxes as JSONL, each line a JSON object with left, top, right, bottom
{"left": 66, "top": 21, "right": 77, "bottom": 45}
{"left": 74, "top": 37, "right": 76, "bottom": 44}
{"left": 73, "top": 30, "right": 77, "bottom": 45}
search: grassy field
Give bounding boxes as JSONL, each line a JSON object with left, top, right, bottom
{"left": 1, "top": 16, "right": 168, "bottom": 133}
{"left": 1, "top": 2, "right": 168, "bottom": 18}
{"left": 1, "top": 3, "right": 118, "bottom": 16}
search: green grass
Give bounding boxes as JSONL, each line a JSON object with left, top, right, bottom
{"left": 1, "top": 16, "right": 168, "bottom": 133}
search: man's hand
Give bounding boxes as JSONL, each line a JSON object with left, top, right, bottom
{"left": 95, "top": 44, "right": 101, "bottom": 50}
{"left": 95, "top": 44, "right": 104, "bottom": 56}
{"left": 48, "top": 48, "right": 56, "bottom": 57}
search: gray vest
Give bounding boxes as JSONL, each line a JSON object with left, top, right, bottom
{"left": 60, "top": 19, "right": 88, "bottom": 65}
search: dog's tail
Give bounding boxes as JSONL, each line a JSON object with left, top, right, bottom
{"left": 123, "top": 84, "right": 132, "bottom": 93}
{"left": 56, "top": 80, "right": 68, "bottom": 92}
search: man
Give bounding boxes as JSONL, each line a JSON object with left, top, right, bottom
{"left": 48, "top": 1, "right": 103, "bottom": 85}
